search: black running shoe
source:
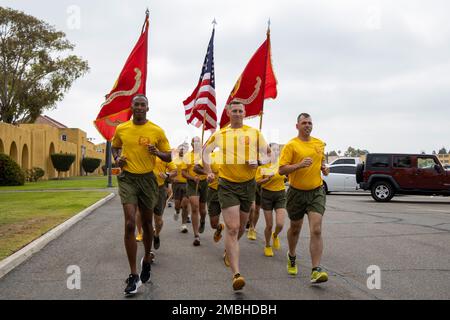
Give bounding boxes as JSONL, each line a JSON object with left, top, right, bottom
{"left": 187, "top": 216, "right": 191, "bottom": 223}
{"left": 154, "top": 236, "right": 160, "bottom": 250}
{"left": 193, "top": 236, "right": 200, "bottom": 246}
{"left": 124, "top": 274, "right": 141, "bottom": 296}
{"left": 246, "top": 221, "right": 250, "bottom": 229}
{"left": 199, "top": 220, "right": 205, "bottom": 233}
{"left": 140, "top": 257, "right": 152, "bottom": 283}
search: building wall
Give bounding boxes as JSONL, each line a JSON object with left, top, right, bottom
{"left": 437, "top": 153, "right": 450, "bottom": 166}
{"left": 0, "top": 122, "right": 105, "bottom": 179}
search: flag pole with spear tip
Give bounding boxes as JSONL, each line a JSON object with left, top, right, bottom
{"left": 259, "top": 18, "right": 271, "bottom": 131}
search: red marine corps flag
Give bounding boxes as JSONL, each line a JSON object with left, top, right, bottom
{"left": 219, "top": 23, "right": 277, "bottom": 129}
{"left": 94, "top": 11, "right": 149, "bottom": 141}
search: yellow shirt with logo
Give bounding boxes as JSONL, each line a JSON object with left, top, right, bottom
{"left": 153, "top": 157, "right": 177, "bottom": 187}
{"left": 255, "top": 161, "right": 286, "bottom": 192}
{"left": 112, "top": 120, "right": 171, "bottom": 174}
{"left": 279, "top": 137, "right": 325, "bottom": 190}
{"left": 204, "top": 125, "right": 268, "bottom": 183}
{"left": 184, "top": 151, "right": 207, "bottom": 181}
{"left": 172, "top": 156, "right": 187, "bottom": 183}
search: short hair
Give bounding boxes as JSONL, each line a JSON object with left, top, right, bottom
{"left": 227, "top": 99, "right": 245, "bottom": 109}
{"left": 132, "top": 94, "right": 148, "bottom": 104}
{"left": 297, "top": 113, "right": 311, "bottom": 122}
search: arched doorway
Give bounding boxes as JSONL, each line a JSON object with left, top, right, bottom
{"left": 9, "top": 141, "right": 18, "bottom": 163}
{"left": 0, "top": 139, "right": 4, "bottom": 154}
{"left": 47, "top": 143, "right": 56, "bottom": 179}
{"left": 22, "top": 144, "right": 29, "bottom": 170}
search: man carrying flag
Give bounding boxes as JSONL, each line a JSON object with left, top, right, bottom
{"left": 95, "top": 11, "right": 172, "bottom": 296}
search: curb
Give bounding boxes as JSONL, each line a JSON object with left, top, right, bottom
{"left": 0, "top": 192, "right": 116, "bottom": 280}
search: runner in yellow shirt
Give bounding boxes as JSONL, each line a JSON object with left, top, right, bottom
{"left": 111, "top": 94, "right": 172, "bottom": 296}
{"left": 172, "top": 144, "right": 190, "bottom": 233}
{"left": 203, "top": 100, "right": 270, "bottom": 291}
{"left": 182, "top": 137, "right": 208, "bottom": 246}
{"left": 255, "top": 143, "right": 286, "bottom": 257}
{"left": 279, "top": 113, "right": 330, "bottom": 284}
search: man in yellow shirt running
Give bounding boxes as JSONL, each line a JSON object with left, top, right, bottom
{"left": 255, "top": 143, "right": 286, "bottom": 257}
{"left": 203, "top": 100, "right": 270, "bottom": 291}
{"left": 112, "top": 94, "right": 172, "bottom": 296}
{"left": 172, "top": 144, "right": 190, "bottom": 233}
{"left": 279, "top": 113, "right": 330, "bottom": 284}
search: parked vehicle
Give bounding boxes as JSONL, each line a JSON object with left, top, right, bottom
{"left": 356, "top": 153, "right": 450, "bottom": 202}
{"left": 329, "top": 157, "right": 362, "bottom": 166}
{"left": 322, "top": 164, "right": 359, "bottom": 194}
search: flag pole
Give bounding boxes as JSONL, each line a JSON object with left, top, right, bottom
{"left": 259, "top": 19, "right": 271, "bottom": 131}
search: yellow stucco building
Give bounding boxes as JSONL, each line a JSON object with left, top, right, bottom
{"left": 0, "top": 116, "right": 106, "bottom": 179}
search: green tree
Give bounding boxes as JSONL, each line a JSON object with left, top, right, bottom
{"left": 344, "top": 147, "right": 369, "bottom": 157}
{"left": 328, "top": 150, "right": 338, "bottom": 157}
{"left": 0, "top": 7, "right": 89, "bottom": 123}
{"left": 438, "top": 147, "right": 448, "bottom": 154}
{"left": 50, "top": 153, "right": 75, "bottom": 179}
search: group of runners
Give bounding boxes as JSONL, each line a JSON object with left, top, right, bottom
{"left": 112, "top": 94, "right": 330, "bottom": 296}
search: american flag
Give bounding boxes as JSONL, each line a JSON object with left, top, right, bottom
{"left": 183, "top": 28, "right": 217, "bottom": 130}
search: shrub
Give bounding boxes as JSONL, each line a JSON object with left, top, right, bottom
{"left": 50, "top": 153, "right": 76, "bottom": 178}
{"left": 101, "top": 163, "right": 119, "bottom": 176}
{"left": 81, "top": 157, "right": 102, "bottom": 174}
{"left": 25, "top": 167, "right": 45, "bottom": 182}
{"left": 0, "top": 153, "right": 25, "bottom": 186}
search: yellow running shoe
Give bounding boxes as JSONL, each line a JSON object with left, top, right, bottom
{"left": 136, "top": 232, "right": 143, "bottom": 242}
{"left": 272, "top": 232, "right": 280, "bottom": 250}
{"left": 286, "top": 252, "right": 298, "bottom": 275}
{"left": 214, "top": 223, "right": 224, "bottom": 243}
{"left": 311, "top": 267, "right": 328, "bottom": 284}
{"left": 247, "top": 228, "right": 257, "bottom": 240}
{"left": 232, "top": 273, "right": 245, "bottom": 291}
{"left": 264, "top": 246, "right": 274, "bottom": 257}
{"left": 223, "top": 250, "right": 230, "bottom": 267}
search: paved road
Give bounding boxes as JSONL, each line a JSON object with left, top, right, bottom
{"left": 0, "top": 192, "right": 449, "bottom": 300}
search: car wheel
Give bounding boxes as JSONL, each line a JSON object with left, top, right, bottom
{"left": 323, "top": 182, "right": 329, "bottom": 194}
{"left": 371, "top": 181, "right": 394, "bottom": 202}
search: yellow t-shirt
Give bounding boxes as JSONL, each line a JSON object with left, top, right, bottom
{"left": 204, "top": 125, "right": 268, "bottom": 183}
{"left": 184, "top": 151, "right": 207, "bottom": 181}
{"left": 255, "top": 161, "right": 286, "bottom": 192}
{"left": 200, "top": 152, "right": 220, "bottom": 190}
{"left": 172, "top": 156, "right": 187, "bottom": 183}
{"left": 279, "top": 137, "right": 325, "bottom": 190}
{"left": 153, "top": 157, "right": 177, "bottom": 187}
{"left": 112, "top": 120, "right": 171, "bottom": 174}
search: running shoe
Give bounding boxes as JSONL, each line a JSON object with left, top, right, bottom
{"left": 247, "top": 228, "right": 256, "bottom": 240}
{"left": 180, "top": 224, "right": 188, "bottom": 233}
{"left": 311, "top": 267, "right": 328, "bottom": 284}
{"left": 272, "top": 232, "right": 280, "bottom": 250}
{"left": 187, "top": 216, "right": 191, "bottom": 223}
{"left": 213, "top": 223, "right": 224, "bottom": 242}
{"left": 135, "top": 232, "right": 143, "bottom": 242}
{"left": 232, "top": 273, "right": 245, "bottom": 291}
{"left": 140, "top": 257, "right": 152, "bottom": 283}
{"left": 286, "top": 252, "right": 298, "bottom": 275}
{"left": 174, "top": 212, "right": 179, "bottom": 221}
{"left": 199, "top": 220, "right": 206, "bottom": 233}
{"left": 154, "top": 235, "right": 160, "bottom": 250}
{"left": 193, "top": 236, "right": 200, "bottom": 246}
{"left": 124, "top": 274, "right": 141, "bottom": 296}
{"left": 264, "top": 246, "right": 274, "bottom": 257}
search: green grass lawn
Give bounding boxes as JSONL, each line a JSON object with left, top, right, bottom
{"left": 0, "top": 175, "right": 117, "bottom": 191}
{"left": 0, "top": 191, "right": 110, "bottom": 260}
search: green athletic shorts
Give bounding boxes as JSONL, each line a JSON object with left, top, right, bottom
{"left": 173, "top": 182, "right": 187, "bottom": 201}
{"left": 207, "top": 187, "right": 221, "bottom": 217}
{"left": 255, "top": 184, "right": 262, "bottom": 206}
{"left": 117, "top": 171, "right": 158, "bottom": 211}
{"left": 186, "top": 179, "right": 208, "bottom": 203}
{"left": 286, "top": 185, "right": 326, "bottom": 221}
{"left": 218, "top": 178, "right": 256, "bottom": 213}
{"left": 154, "top": 185, "right": 167, "bottom": 216}
{"left": 261, "top": 188, "right": 286, "bottom": 211}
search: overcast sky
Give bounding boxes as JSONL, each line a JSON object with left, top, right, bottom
{"left": 2, "top": 0, "right": 449, "bottom": 154}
